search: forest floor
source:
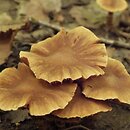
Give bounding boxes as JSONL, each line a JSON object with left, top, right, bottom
{"left": 0, "top": 0, "right": 130, "bottom": 130}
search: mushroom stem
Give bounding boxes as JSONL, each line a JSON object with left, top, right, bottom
{"left": 107, "top": 12, "right": 113, "bottom": 31}
{"left": 75, "top": 79, "right": 83, "bottom": 94}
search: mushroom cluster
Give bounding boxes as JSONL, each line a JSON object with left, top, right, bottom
{"left": 0, "top": 26, "right": 130, "bottom": 118}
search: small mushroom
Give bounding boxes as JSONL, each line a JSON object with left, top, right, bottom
{"left": 0, "top": 30, "right": 13, "bottom": 64}
{"left": 20, "top": 26, "right": 107, "bottom": 82}
{"left": 0, "top": 15, "right": 27, "bottom": 65}
{"left": 96, "top": 0, "right": 128, "bottom": 30}
{"left": 53, "top": 86, "right": 111, "bottom": 118}
{"left": 82, "top": 58, "right": 130, "bottom": 104}
{"left": 0, "top": 63, "right": 77, "bottom": 116}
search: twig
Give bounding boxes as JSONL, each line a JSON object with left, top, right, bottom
{"left": 100, "top": 38, "right": 130, "bottom": 50}
{"left": 39, "top": 21, "right": 61, "bottom": 31}
{"left": 117, "top": 30, "right": 130, "bottom": 39}
{"left": 63, "top": 125, "right": 91, "bottom": 130}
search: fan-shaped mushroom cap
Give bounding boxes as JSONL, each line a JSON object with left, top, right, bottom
{"left": 83, "top": 58, "right": 130, "bottom": 104}
{"left": 20, "top": 26, "right": 107, "bottom": 83}
{"left": 96, "top": 0, "right": 128, "bottom": 12}
{"left": 53, "top": 87, "right": 111, "bottom": 118}
{"left": 0, "top": 63, "right": 77, "bottom": 116}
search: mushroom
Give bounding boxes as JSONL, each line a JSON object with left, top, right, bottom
{"left": 0, "top": 30, "right": 12, "bottom": 65}
{"left": 0, "top": 14, "right": 27, "bottom": 65}
{"left": 0, "top": 63, "right": 77, "bottom": 116}
{"left": 53, "top": 86, "right": 111, "bottom": 118}
{"left": 96, "top": 0, "right": 128, "bottom": 30}
{"left": 20, "top": 26, "right": 107, "bottom": 83}
{"left": 82, "top": 58, "right": 130, "bottom": 104}
{"left": 0, "top": 22, "right": 26, "bottom": 33}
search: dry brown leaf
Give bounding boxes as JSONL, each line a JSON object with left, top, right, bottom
{"left": 0, "top": 1, "right": 27, "bottom": 32}
{"left": 21, "top": 0, "right": 61, "bottom": 22}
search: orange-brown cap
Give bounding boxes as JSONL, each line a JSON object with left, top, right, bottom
{"left": 83, "top": 58, "right": 130, "bottom": 104}
{"left": 20, "top": 26, "right": 107, "bottom": 83}
{"left": 53, "top": 87, "right": 111, "bottom": 118}
{"left": 0, "top": 63, "right": 77, "bottom": 116}
{"left": 96, "top": 0, "right": 128, "bottom": 12}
